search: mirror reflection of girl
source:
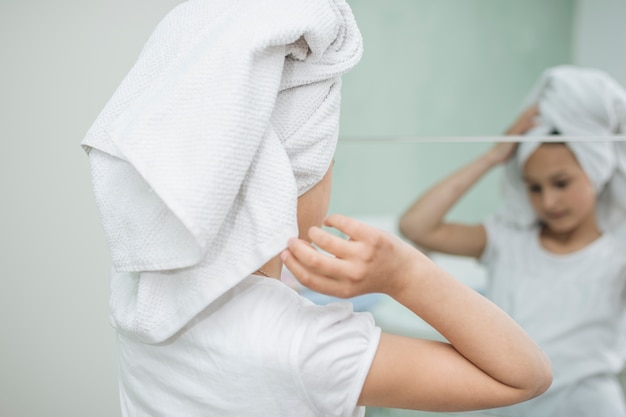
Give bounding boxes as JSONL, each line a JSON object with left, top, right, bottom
{"left": 400, "top": 107, "right": 626, "bottom": 415}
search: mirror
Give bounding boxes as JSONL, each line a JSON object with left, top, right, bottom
{"left": 326, "top": 139, "right": 626, "bottom": 417}
{"left": 331, "top": 141, "right": 501, "bottom": 221}
{"left": 327, "top": 138, "right": 626, "bottom": 322}
{"left": 339, "top": 0, "right": 626, "bottom": 138}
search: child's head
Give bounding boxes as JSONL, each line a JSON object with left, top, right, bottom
{"left": 499, "top": 141, "right": 626, "bottom": 233}
{"left": 522, "top": 143, "right": 597, "bottom": 234}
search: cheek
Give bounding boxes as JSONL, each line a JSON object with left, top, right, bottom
{"left": 569, "top": 182, "right": 596, "bottom": 211}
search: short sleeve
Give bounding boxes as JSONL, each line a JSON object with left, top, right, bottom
{"left": 479, "top": 215, "right": 505, "bottom": 267}
{"left": 292, "top": 301, "right": 381, "bottom": 417}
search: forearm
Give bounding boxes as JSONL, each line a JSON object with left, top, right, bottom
{"left": 391, "top": 253, "right": 552, "bottom": 395}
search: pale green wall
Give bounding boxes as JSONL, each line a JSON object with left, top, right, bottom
{"left": 331, "top": 0, "right": 575, "bottom": 222}
{"left": 330, "top": 141, "right": 504, "bottom": 222}
{"left": 340, "top": 0, "right": 575, "bottom": 137}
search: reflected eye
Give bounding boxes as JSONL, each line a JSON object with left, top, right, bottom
{"left": 527, "top": 184, "right": 541, "bottom": 193}
{"left": 554, "top": 179, "right": 569, "bottom": 189}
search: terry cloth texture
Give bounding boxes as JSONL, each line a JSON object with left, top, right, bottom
{"left": 82, "top": 0, "right": 363, "bottom": 343}
{"left": 521, "top": 65, "right": 626, "bottom": 136}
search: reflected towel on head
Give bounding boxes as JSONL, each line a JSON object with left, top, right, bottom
{"left": 521, "top": 65, "right": 626, "bottom": 136}
{"left": 81, "top": 0, "right": 363, "bottom": 343}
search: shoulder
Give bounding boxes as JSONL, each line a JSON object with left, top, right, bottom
{"left": 603, "top": 233, "right": 626, "bottom": 250}
{"left": 229, "top": 276, "right": 378, "bottom": 343}
{"left": 595, "top": 234, "right": 626, "bottom": 265}
{"left": 233, "top": 277, "right": 380, "bottom": 416}
{"left": 483, "top": 216, "right": 536, "bottom": 243}
{"left": 481, "top": 216, "right": 537, "bottom": 263}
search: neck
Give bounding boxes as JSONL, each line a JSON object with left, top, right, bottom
{"left": 254, "top": 255, "right": 283, "bottom": 279}
{"left": 540, "top": 216, "right": 601, "bottom": 254}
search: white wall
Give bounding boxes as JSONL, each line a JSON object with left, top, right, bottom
{"left": 0, "top": 1, "right": 182, "bottom": 416}
{"left": 573, "top": 0, "right": 626, "bottom": 87}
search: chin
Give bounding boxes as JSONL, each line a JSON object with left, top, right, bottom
{"left": 543, "top": 219, "right": 577, "bottom": 234}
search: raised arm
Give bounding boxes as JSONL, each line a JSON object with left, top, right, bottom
{"left": 398, "top": 143, "right": 516, "bottom": 258}
{"left": 281, "top": 215, "right": 552, "bottom": 412}
{"left": 504, "top": 104, "right": 539, "bottom": 136}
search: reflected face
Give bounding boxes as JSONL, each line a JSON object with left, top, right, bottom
{"left": 296, "top": 162, "right": 333, "bottom": 241}
{"left": 523, "top": 144, "right": 597, "bottom": 233}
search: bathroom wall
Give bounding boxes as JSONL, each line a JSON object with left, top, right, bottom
{"left": 339, "top": 0, "right": 575, "bottom": 138}
{"left": 331, "top": 0, "right": 575, "bottom": 220}
{"left": 0, "top": 2, "right": 182, "bottom": 417}
{"left": 573, "top": 0, "right": 626, "bottom": 88}
{"left": 330, "top": 141, "right": 503, "bottom": 224}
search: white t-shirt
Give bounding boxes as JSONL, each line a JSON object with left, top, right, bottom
{"left": 116, "top": 275, "right": 381, "bottom": 417}
{"left": 480, "top": 219, "right": 626, "bottom": 416}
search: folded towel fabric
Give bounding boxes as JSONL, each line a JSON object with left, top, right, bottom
{"left": 522, "top": 65, "right": 626, "bottom": 136}
{"left": 82, "top": 0, "right": 363, "bottom": 343}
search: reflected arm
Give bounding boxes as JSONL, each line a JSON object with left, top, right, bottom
{"left": 398, "top": 144, "right": 514, "bottom": 258}
{"left": 360, "top": 255, "right": 552, "bottom": 411}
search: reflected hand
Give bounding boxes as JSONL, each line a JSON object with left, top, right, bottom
{"left": 487, "top": 142, "right": 518, "bottom": 165}
{"left": 505, "top": 104, "right": 540, "bottom": 136}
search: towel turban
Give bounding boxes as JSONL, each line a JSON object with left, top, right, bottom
{"left": 495, "top": 66, "right": 626, "bottom": 231}
{"left": 82, "top": 0, "right": 363, "bottom": 343}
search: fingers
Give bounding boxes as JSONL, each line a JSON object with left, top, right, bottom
{"left": 285, "top": 236, "right": 353, "bottom": 278}
{"left": 505, "top": 104, "right": 540, "bottom": 136}
{"left": 518, "top": 105, "right": 539, "bottom": 132}
{"left": 281, "top": 238, "right": 354, "bottom": 297}
{"left": 281, "top": 215, "right": 395, "bottom": 298}
{"left": 280, "top": 244, "right": 335, "bottom": 295}
{"left": 526, "top": 104, "right": 540, "bottom": 117}
{"left": 490, "top": 142, "right": 518, "bottom": 164}
{"left": 323, "top": 214, "right": 376, "bottom": 243}
{"left": 307, "top": 226, "right": 355, "bottom": 260}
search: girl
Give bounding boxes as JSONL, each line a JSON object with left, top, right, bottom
{"left": 399, "top": 140, "right": 626, "bottom": 416}
{"left": 82, "top": 0, "right": 551, "bottom": 416}
{"left": 401, "top": 66, "right": 626, "bottom": 416}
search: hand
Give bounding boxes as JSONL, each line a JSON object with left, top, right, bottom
{"left": 504, "top": 104, "right": 539, "bottom": 136}
{"left": 486, "top": 142, "right": 518, "bottom": 165}
{"left": 281, "top": 214, "right": 425, "bottom": 299}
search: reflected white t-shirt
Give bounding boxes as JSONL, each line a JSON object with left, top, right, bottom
{"left": 480, "top": 219, "right": 626, "bottom": 416}
{"left": 116, "top": 275, "right": 381, "bottom": 417}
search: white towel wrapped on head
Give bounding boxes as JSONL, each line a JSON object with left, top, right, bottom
{"left": 521, "top": 65, "right": 626, "bottom": 136}
{"left": 82, "top": 0, "right": 363, "bottom": 343}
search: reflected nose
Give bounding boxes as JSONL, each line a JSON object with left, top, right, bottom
{"left": 541, "top": 189, "right": 560, "bottom": 210}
